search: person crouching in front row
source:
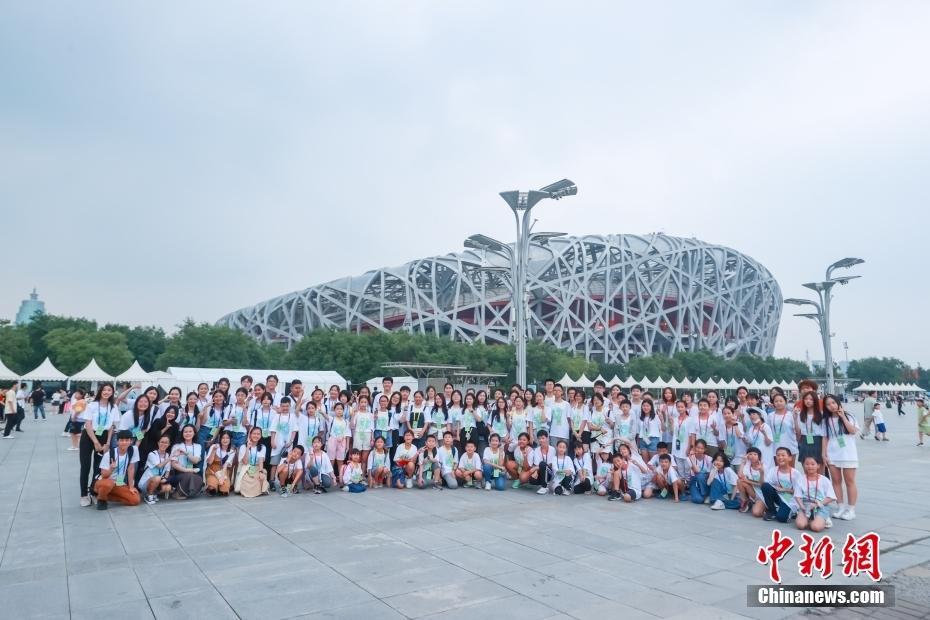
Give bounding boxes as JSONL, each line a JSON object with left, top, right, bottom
{"left": 93, "top": 430, "right": 142, "bottom": 510}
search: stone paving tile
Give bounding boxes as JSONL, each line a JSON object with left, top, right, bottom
{"left": 0, "top": 405, "right": 927, "bottom": 618}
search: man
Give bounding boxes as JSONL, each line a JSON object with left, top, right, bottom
{"left": 265, "top": 374, "right": 282, "bottom": 407}
{"left": 896, "top": 393, "right": 905, "bottom": 417}
{"left": 860, "top": 390, "right": 877, "bottom": 438}
{"left": 93, "top": 430, "right": 141, "bottom": 509}
{"left": 15, "top": 383, "right": 27, "bottom": 431}
{"left": 3, "top": 383, "right": 19, "bottom": 438}
{"left": 29, "top": 383, "right": 46, "bottom": 420}
{"left": 548, "top": 385, "right": 570, "bottom": 448}
{"left": 543, "top": 378, "right": 556, "bottom": 405}
{"left": 288, "top": 380, "right": 305, "bottom": 415}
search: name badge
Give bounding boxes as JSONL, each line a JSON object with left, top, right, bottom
{"left": 805, "top": 433, "right": 814, "bottom": 445}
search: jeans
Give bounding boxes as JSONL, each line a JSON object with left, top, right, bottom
{"left": 689, "top": 476, "right": 709, "bottom": 503}
{"left": 482, "top": 464, "right": 506, "bottom": 490}
{"left": 33, "top": 404, "right": 46, "bottom": 420}
{"left": 196, "top": 426, "right": 214, "bottom": 474}
{"left": 760, "top": 482, "right": 793, "bottom": 522}
{"left": 305, "top": 466, "right": 333, "bottom": 489}
{"left": 709, "top": 478, "right": 741, "bottom": 509}
{"left": 347, "top": 482, "right": 366, "bottom": 493}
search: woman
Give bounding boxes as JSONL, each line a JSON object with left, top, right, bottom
{"left": 196, "top": 382, "right": 211, "bottom": 412}
{"left": 488, "top": 397, "right": 510, "bottom": 454}
{"left": 447, "top": 390, "right": 464, "bottom": 448}
{"left": 587, "top": 393, "right": 612, "bottom": 454}
{"left": 179, "top": 392, "right": 201, "bottom": 429}
{"left": 79, "top": 383, "right": 120, "bottom": 507}
{"left": 659, "top": 387, "right": 677, "bottom": 444}
{"left": 569, "top": 390, "right": 589, "bottom": 453}
{"left": 767, "top": 392, "right": 798, "bottom": 465}
{"left": 198, "top": 391, "right": 227, "bottom": 461}
{"left": 205, "top": 430, "right": 235, "bottom": 496}
{"left": 66, "top": 388, "right": 86, "bottom": 450}
{"left": 250, "top": 392, "right": 276, "bottom": 478}
{"left": 742, "top": 407, "right": 774, "bottom": 467}
{"left": 326, "top": 403, "right": 350, "bottom": 482}
{"left": 528, "top": 391, "right": 549, "bottom": 443}
{"left": 638, "top": 399, "right": 661, "bottom": 461}
{"left": 823, "top": 394, "right": 859, "bottom": 521}
{"left": 794, "top": 455, "right": 836, "bottom": 533}
{"left": 797, "top": 392, "right": 826, "bottom": 474}
{"left": 157, "top": 387, "right": 183, "bottom": 421}
{"left": 169, "top": 424, "right": 204, "bottom": 499}
{"left": 406, "top": 390, "right": 430, "bottom": 448}
{"left": 430, "top": 394, "right": 450, "bottom": 444}
{"left": 235, "top": 427, "right": 269, "bottom": 497}
{"left": 140, "top": 434, "right": 173, "bottom": 505}
{"left": 119, "top": 394, "right": 151, "bottom": 445}
{"left": 224, "top": 387, "right": 249, "bottom": 449}
{"left": 459, "top": 392, "right": 483, "bottom": 455}
{"left": 139, "top": 404, "right": 180, "bottom": 482}
{"left": 508, "top": 395, "right": 529, "bottom": 453}
{"left": 670, "top": 400, "right": 692, "bottom": 476}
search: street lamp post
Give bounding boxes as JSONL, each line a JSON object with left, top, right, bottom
{"left": 492, "top": 180, "right": 577, "bottom": 387}
{"left": 785, "top": 257, "right": 864, "bottom": 395}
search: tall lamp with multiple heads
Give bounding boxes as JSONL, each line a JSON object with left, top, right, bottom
{"left": 784, "top": 257, "right": 864, "bottom": 395}
{"left": 468, "top": 180, "right": 577, "bottom": 388}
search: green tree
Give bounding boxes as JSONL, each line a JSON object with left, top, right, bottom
{"left": 103, "top": 324, "right": 167, "bottom": 371}
{"left": 0, "top": 324, "right": 32, "bottom": 374}
{"left": 846, "top": 357, "right": 910, "bottom": 388}
{"left": 157, "top": 320, "right": 268, "bottom": 369}
{"left": 43, "top": 327, "right": 133, "bottom": 375}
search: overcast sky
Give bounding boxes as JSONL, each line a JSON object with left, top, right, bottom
{"left": 2, "top": 2, "right": 928, "bottom": 367}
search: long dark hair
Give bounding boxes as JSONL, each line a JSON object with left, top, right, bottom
{"left": 798, "top": 392, "right": 822, "bottom": 425}
{"left": 131, "top": 395, "right": 151, "bottom": 429}
{"left": 432, "top": 395, "right": 448, "bottom": 422}
{"left": 822, "top": 394, "right": 846, "bottom": 436}
{"left": 94, "top": 382, "right": 116, "bottom": 406}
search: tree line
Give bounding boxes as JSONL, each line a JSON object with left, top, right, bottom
{"left": 2, "top": 313, "right": 922, "bottom": 389}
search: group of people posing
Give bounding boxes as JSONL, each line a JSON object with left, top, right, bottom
{"left": 70, "top": 375, "right": 862, "bottom": 533}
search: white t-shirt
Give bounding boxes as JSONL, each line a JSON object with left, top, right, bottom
{"left": 740, "top": 461, "right": 766, "bottom": 485}
{"left": 690, "top": 412, "right": 725, "bottom": 448}
{"left": 720, "top": 424, "right": 747, "bottom": 465}
{"left": 671, "top": 415, "right": 692, "bottom": 459}
{"left": 511, "top": 445, "right": 532, "bottom": 469}
{"left": 872, "top": 410, "right": 885, "bottom": 425}
{"left": 297, "top": 413, "right": 323, "bottom": 451}
{"left": 170, "top": 443, "right": 203, "bottom": 470}
{"left": 765, "top": 466, "right": 804, "bottom": 511}
{"left": 570, "top": 406, "right": 589, "bottom": 434}
{"left": 793, "top": 474, "right": 837, "bottom": 509}
{"left": 306, "top": 451, "right": 334, "bottom": 477}
{"left": 457, "top": 452, "right": 482, "bottom": 471}
{"left": 367, "top": 449, "right": 391, "bottom": 471}
{"left": 528, "top": 406, "right": 549, "bottom": 434}
{"left": 799, "top": 414, "right": 826, "bottom": 438}
{"left": 482, "top": 447, "right": 506, "bottom": 470}
{"left": 329, "top": 416, "right": 350, "bottom": 439}
{"left": 572, "top": 452, "right": 593, "bottom": 482}
{"left": 613, "top": 413, "right": 638, "bottom": 443}
{"left": 825, "top": 414, "right": 859, "bottom": 463}
{"left": 653, "top": 464, "right": 680, "bottom": 486}
{"left": 552, "top": 454, "right": 576, "bottom": 483}
{"left": 623, "top": 458, "right": 646, "bottom": 495}
{"left": 548, "top": 401, "right": 571, "bottom": 438}
{"left": 139, "top": 450, "right": 172, "bottom": 487}
{"left": 250, "top": 406, "right": 276, "bottom": 432}
{"left": 84, "top": 402, "right": 121, "bottom": 433}
{"left": 767, "top": 410, "right": 799, "bottom": 459}
{"left": 224, "top": 404, "right": 248, "bottom": 434}
{"left": 530, "top": 445, "right": 557, "bottom": 467}
{"left": 436, "top": 446, "right": 459, "bottom": 475}
{"left": 743, "top": 423, "right": 774, "bottom": 467}
{"left": 708, "top": 466, "right": 738, "bottom": 493}
{"left": 99, "top": 446, "right": 140, "bottom": 471}
{"left": 639, "top": 415, "right": 662, "bottom": 439}
{"left": 207, "top": 444, "right": 235, "bottom": 469}
{"left": 238, "top": 444, "right": 267, "bottom": 467}
{"left": 393, "top": 443, "right": 418, "bottom": 464}
{"left": 270, "top": 413, "right": 297, "bottom": 451}
{"left": 686, "top": 454, "right": 713, "bottom": 478}
{"left": 119, "top": 410, "right": 150, "bottom": 435}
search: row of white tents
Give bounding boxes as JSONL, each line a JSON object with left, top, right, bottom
{"left": 852, "top": 382, "right": 925, "bottom": 393}
{"left": 556, "top": 373, "right": 927, "bottom": 394}
{"left": 0, "top": 357, "right": 348, "bottom": 394}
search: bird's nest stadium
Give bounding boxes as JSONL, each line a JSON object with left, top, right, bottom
{"left": 218, "top": 233, "right": 781, "bottom": 364}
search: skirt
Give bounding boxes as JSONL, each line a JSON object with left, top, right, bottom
{"left": 235, "top": 466, "right": 268, "bottom": 498}
{"left": 798, "top": 436, "right": 824, "bottom": 463}
{"left": 171, "top": 472, "right": 204, "bottom": 498}
{"left": 206, "top": 461, "right": 231, "bottom": 492}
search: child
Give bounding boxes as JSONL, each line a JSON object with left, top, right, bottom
{"left": 204, "top": 430, "right": 234, "bottom": 497}
{"left": 304, "top": 436, "right": 334, "bottom": 494}
{"left": 392, "top": 431, "right": 419, "bottom": 488}
{"left": 506, "top": 431, "right": 533, "bottom": 489}
{"left": 571, "top": 442, "right": 593, "bottom": 494}
{"left": 720, "top": 407, "right": 746, "bottom": 469}
{"left": 645, "top": 453, "right": 681, "bottom": 501}
{"left": 327, "top": 403, "right": 350, "bottom": 484}
{"left": 277, "top": 445, "right": 305, "bottom": 497}
{"left": 93, "top": 430, "right": 141, "bottom": 510}
{"left": 482, "top": 433, "right": 507, "bottom": 491}
{"left": 738, "top": 447, "right": 766, "bottom": 516}
{"left": 607, "top": 446, "right": 642, "bottom": 502}
{"left": 235, "top": 427, "right": 270, "bottom": 498}
{"left": 270, "top": 397, "right": 297, "bottom": 489}
{"left": 529, "top": 430, "right": 556, "bottom": 494}
{"left": 436, "top": 431, "right": 460, "bottom": 489}
{"left": 760, "top": 447, "right": 803, "bottom": 523}
{"left": 353, "top": 395, "right": 374, "bottom": 471}
{"left": 918, "top": 398, "right": 930, "bottom": 446}
{"left": 551, "top": 439, "right": 576, "bottom": 496}
{"left": 592, "top": 447, "right": 613, "bottom": 496}
{"left": 670, "top": 400, "right": 692, "bottom": 477}
{"left": 742, "top": 407, "right": 774, "bottom": 466}
{"left": 687, "top": 439, "right": 714, "bottom": 504}
{"left": 417, "top": 435, "right": 442, "bottom": 489}
{"left": 224, "top": 388, "right": 249, "bottom": 449}
{"left": 140, "top": 434, "right": 173, "bottom": 504}
{"left": 455, "top": 440, "right": 483, "bottom": 488}
{"left": 707, "top": 452, "right": 740, "bottom": 510}
{"left": 637, "top": 399, "right": 662, "bottom": 461}
{"left": 794, "top": 455, "right": 836, "bottom": 532}
{"left": 341, "top": 449, "right": 367, "bottom": 492}
{"left": 872, "top": 403, "right": 888, "bottom": 441}
{"left": 367, "top": 435, "right": 391, "bottom": 488}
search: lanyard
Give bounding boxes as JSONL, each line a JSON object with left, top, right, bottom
{"left": 210, "top": 407, "right": 223, "bottom": 427}
{"left": 751, "top": 425, "right": 761, "bottom": 446}
{"left": 726, "top": 426, "right": 736, "bottom": 446}
{"left": 806, "top": 478, "right": 816, "bottom": 502}
{"left": 556, "top": 456, "right": 566, "bottom": 472}
{"left": 115, "top": 451, "right": 128, "bottom": 478}
{"left": 96, "top": 404, "right": 109, "bottom": 428}
{"left": 697, "top": 415, "right": 708, "bottom": 436}
{"left": 774, "top": 412, "right": 787, "bottom": 435}
{"left": 249, "top": 447, "right": 258, "bottom": 466}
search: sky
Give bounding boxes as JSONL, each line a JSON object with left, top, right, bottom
{"left": 2, "top": 1, "right": 928, "bottom": 367}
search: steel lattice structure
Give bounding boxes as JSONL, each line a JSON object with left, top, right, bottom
{"left": 218, "top": 233, "right": 781, "bottom": 363}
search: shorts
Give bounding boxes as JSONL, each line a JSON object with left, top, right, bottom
{"left": 797, "top": 436, "right": 823, "bottom": 463}
{"left": 69, "top": 420, "right": 83, "bottom": 434}
{"left": 830, "top": 460, "right": 858, "bottom": 469}
{"left": 326, "top": 436, "right": 348, "bottom": 461}
{"left": 875, "top": 423, "right": 887, "bottom": 433}
{"left": 626, "top": 488, "right": 639, "bottom": 500}
{"left": 638, "top": 437, "right": 659, "bottom": 452}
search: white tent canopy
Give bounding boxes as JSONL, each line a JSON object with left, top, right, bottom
{"left": 116, "top": 360, "right": 153, "bottom": 383}
{"left": 156, "top": 367, "right": 349, "bottom": 395}
{"left": 0, "top": 357, "right": 19, "bottom": 381}
{"left": 557, "top": 373, "right": 575, "bottom": 387}
{"left": 22, "top": 357, "right": 68, "bottom": 382}
{"left": 575, "top": 374, "right": 594, "bottom": 388}
{"left": 70, "top": 358, "right": 114, "bottom": 383}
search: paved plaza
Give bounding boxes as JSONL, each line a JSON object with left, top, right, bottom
{"left": 0, "top": 403, "right": 928, "bottom": 619}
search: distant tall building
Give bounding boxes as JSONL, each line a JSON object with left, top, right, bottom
{"left": 15, "top": 288, "right": 45, "bottom": 325}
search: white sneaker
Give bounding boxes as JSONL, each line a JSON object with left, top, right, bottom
{"left": 67, "top": 446, "right": 78, "bottom": 451}
{"left": 839, "top": 507, "right": 856, "bottom": 520}
{"left": 832, "top": 504, "right": 846, "bottom": 518}
{"left": 3, "top": 435, "right": 14, "bottom": 439}
{"left": 711, "top": 499, "right": 725, "bottom": 510}
{"left": 61, "top": 432, "right": 69, "bottom": 437}
{"left": 145, "top": 495, "right": 157, "bottom": 505}
{"left": 405, "top": 479, "right": 413, "bottom": 489}
{"left": 484, "top": 482, "right": 491, "bottom": 491}
{"left": 536, "top": 487, "right": 548, "bottom": 495}
{"left": 824, "top": 516, "right": 833, "bottom": 529}
{"left": 341, "top": 485, "right": 349, "bottom": 492}
{"left": 80, "top": 496, "right": 91, "bottom": 507}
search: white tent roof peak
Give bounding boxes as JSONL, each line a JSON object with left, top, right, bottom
{"left": 22, "top": 357, "right": 68, "bottom": 381}
{"left": 70, "top": 358, "right": 114, "bottom": 382}
{"left": 116, "top": 360, "right": 152, "bottom": 383}
{"left": 0, "top": 357, "right": 19, "bottom": 381}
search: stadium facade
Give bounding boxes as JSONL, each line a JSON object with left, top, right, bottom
{"left": 218, "top": 233, "right": 781, "bottom": 363}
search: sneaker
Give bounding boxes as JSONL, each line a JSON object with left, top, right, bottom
{"left": 703, "top": 497, "right": 711, "bottom": 504}
{"left": 512, "top": 480, "right": 520, "bottom": 489}
{"left": 607, "top": 491, "right": 621, "bottom": 501}
{"left": 2, "top": 435, "right": 14, "bottom": 439}
{"left": 536, "top": 486, "right": 548, "bottom": 495}
{"left": 280, "top": 489, "right": 289, "bottom": 497}
{"left": 836, "top": 507, "right": 854, "bottom": 520}
{"left": 882, "top": 438, "right": 890, "bottom": 442}
{"left": 145, "top": 495, "right": 157, "bottom": 505}
{"left": 406, "top": 479, "right": 413, "bottom": 489}
{"left": 844, "top": 507, "right": 856, "bottom": 520}
{"left": 824, "top": 516, "right": 833, "bottom": 528}
{"left": 96, "top": 500, "right": 108, "bottom": 511}
{"left": 554, "top": 486, "right": 564, "bottom": 496}
{"left": 711, "top": 499, "right": 725, "bottom": 510}
{"left": 67, "top": 446, "right": 78, "bottom": 451}
{"left": 739, "top": 503, "right": 750, "bottom": 513}
{"left": 80, "top": 496, "right": 91, "bottom": 507}
{"left": 341, "top": 485, "right": 349, "bottom": 492}
{"left": 763, "top": 511, "right": 776, "bottom": 521}
{"left": 313, "top": 488, "right": 322, "bottom": 495}
{"left": 484, "top": 482, "right": 491, "bottom": 491}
